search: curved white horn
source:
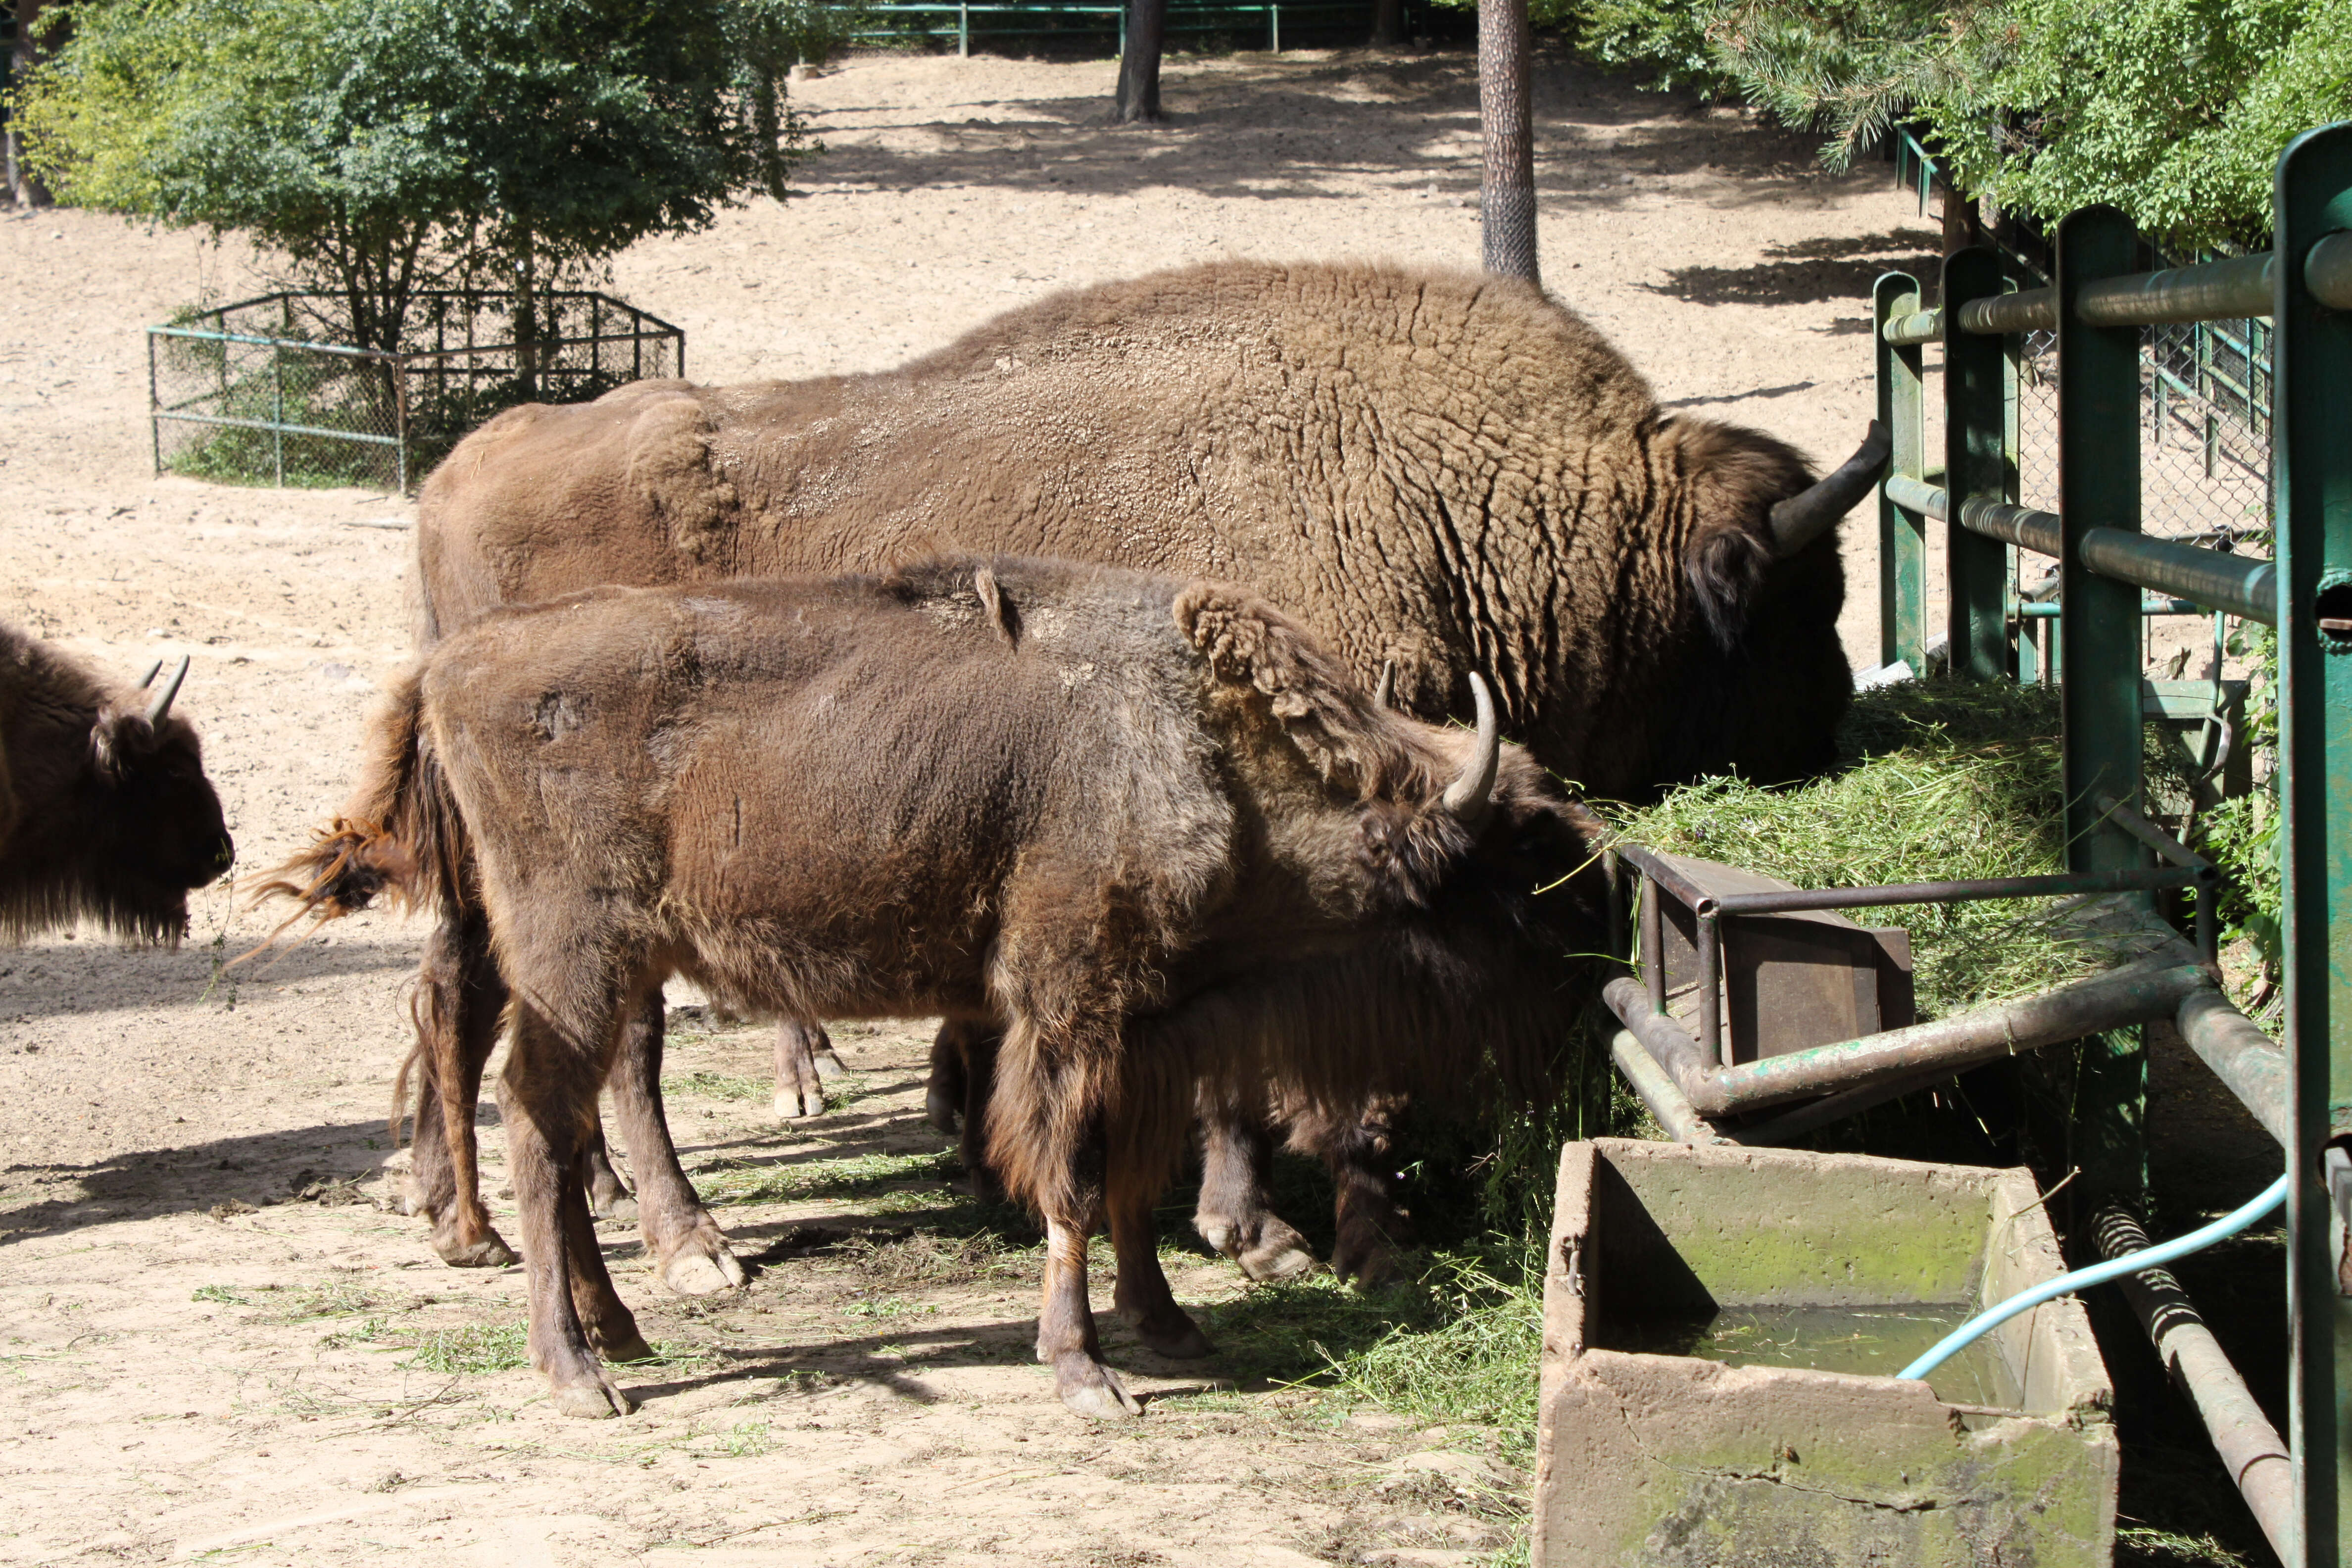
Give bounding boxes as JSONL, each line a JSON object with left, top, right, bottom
{"left": 136, "top": 659, "right": 163, "bottom": 689}
{"left": 1767, "top": 422, "right": 1890, "bottom": 558}
{"left": 144, "top": 656, "right": 190, "bottom": 726}
{"left": 1372, "top": 659, "right": 1397, "bottom": 710}
{"left": 1441, "top": 672, "right": 1500, "bottom": 824}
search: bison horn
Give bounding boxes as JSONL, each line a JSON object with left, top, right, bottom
{"left": 136, "top": 659, "right": 163, "bottom": 689}
{"left": 144, "top": 655, "right": 190, "bottom": 726}
{"left": 1372, "top": 659, "right": 1397, "bottom": 711}
{"left": 1767, "top": 421, "right": 1891, "bottom": 558}
{"left": 1441, "top": 673, "right": 1500, "bottom": 825}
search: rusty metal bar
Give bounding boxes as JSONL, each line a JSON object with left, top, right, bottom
{"left": 2175, "top": 988, "right": 2293, "bottom": 1148}
{"left": 2092, "top": 1203, "right": 2297, "bottom": 1565}
{"left": 1957, "top": 288, "right": 2057, "bottom": 336}
{"left": 1726, "top": 1059, "right": 1972, "bottom": 1146}
{"left": 2095, "top": 791, "right": 2218, "bottom": 874}
{"left": 1608, "top": 1029, "right": 1724, "bottom": 1145}
{"left": 1701, "top": 865, "right": 2204, "bottom": 918}
{"left": 1695, "top": 911, "right": 1722, "bottom": 1067}
{"left": 1615, "top": 842, "right": 1716, "bottom": 913}
{"left": 1603, "top": 959, "right": 2211, "bottom": 1117}
{"left": 1640, "top": 872, "right": 1665, "bottom": 1016}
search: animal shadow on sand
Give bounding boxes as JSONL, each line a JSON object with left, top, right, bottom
{"left": 0, "top": 1118, "right": 392, "bottom": 1244}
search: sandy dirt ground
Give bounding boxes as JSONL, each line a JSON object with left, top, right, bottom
{"left": 0, "top": 43, "right": 1965, "bottom": 1567}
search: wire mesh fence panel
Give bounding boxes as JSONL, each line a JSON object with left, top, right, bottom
{"left": 148, "top": 290, "right": 684, "bottom": 494}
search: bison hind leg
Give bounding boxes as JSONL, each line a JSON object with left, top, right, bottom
{"left": 772, "top": 1018, "right": 833, "bottom": 1121}
{"left": 1192, "top": 1089, "right": 1317, "bottom": 1282}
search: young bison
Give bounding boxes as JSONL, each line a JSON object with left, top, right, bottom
{"left": 261, "top": 558, "right": 1602, "bottom": 1420}
{"left": 2, "top": 626, "right": 234, "bottom": 944}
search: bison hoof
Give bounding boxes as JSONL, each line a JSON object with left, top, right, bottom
{"left": 924, "top": 1089, "right": 960, "bottom": 1135}
{"left": 590, "top": 1322, "right": 656, "bottom": 1363}
{"left": 1237, "top": 1239, "right": 1319, "bottom": 1282}
{"left": 434, "top": 1229, "right": 519, "bottom": 1269}
{"left": 1127, "top": 1311, "right": 1214, "bottom": 1361}
{"left": 548, "top": 1376, "right": 635, "bottom": 1420}
{"left": 661, "top": 1243, "right": 746, "bottom": 1297}
{"left": 1054, "top": 1355, "right": 1144, "bottom": 1421}
{"left": 812, "top": 1048, "right": 847, "bottom": 1081}
{"left": 773, "top": 1088, "right": 825, "bottom": 1122}
{"left": 1332, "top": 1240, "right": 1403, "bottom": 1290}
{"left": 599, "top": 1195, "right": 641, "bottom": 1225}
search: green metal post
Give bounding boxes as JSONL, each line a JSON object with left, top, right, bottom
{"left": 1875, "top": 271, "right": 1927, "bottom": 673}
{"left": 2275, "top": 119, "right": 2352, "bottom": 1568}
{"left": 1944, "top": 247, "right": 2010, "bottom": 680}
{"left": 2056, "top": 205, "right": 2151, "bottom": 1205}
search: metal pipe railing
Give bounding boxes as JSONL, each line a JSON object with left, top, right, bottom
{"left": 1601, "top": 959, "right": 2211, "bottom": 1117}
{"left": 1876, "top": 477, "right": 2279, "bottom": 622}
{"left": 2174, "top": 988, "right": 2293, "bottom": 1148}
{"left": 1949, "top": 235, "right": 2352, "bottom": 341}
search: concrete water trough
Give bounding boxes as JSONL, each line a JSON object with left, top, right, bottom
{"left": 1533, "top": 1139, "right": 2117, "bottom": 1567}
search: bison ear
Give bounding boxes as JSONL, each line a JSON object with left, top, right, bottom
{"left": 1174, "top": 581, "right": 1384, "bottom": 785}
{"left": 1683, "top": 525, "right": 1773, "bottom": 651}
{"left": 974, "top": 565, "right": 1019, "bottom": 647}
{"left": 91, "top": 707, "right": 157, "bottom": 781}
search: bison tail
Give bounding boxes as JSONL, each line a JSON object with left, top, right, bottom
{"left": 239, "top": 667, "right": 472, "bottom": 947}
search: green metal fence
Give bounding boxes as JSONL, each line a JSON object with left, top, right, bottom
{"left": 1869, "top": 122, "right": 2352, "bottom": 1566}
{"left": 849, "top": 0, "right": 1379, "bottom": 54}
{"left": 147, "top": 290, "right": 684, "bottom": 494}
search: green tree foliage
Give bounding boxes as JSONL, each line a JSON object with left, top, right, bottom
{"left": 1546, "top": 0, "right": 2352, "bottom": 248}
{"left": 13, "top": 0, "right": 853, "bottom": 353}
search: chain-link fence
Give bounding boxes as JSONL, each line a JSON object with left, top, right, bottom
{"left": 148, "top": 290, "right": 685, "bottom": 493}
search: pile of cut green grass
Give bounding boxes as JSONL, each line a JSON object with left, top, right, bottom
{"left": 1602, "top": 680, "right": 2163, "bottom": 1018}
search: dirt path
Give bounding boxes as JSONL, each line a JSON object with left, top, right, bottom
{"left": 0, "top": 45, "right": 1934, "bottom": 1566}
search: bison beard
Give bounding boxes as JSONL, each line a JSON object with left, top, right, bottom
{"left": 0, "top": 623, "right": 235, "bottom": 946}
{"left": 397, "top": 259, "right": 1881, "bottom": 1290}
{"left": 260, "top": 558, "right": 1601, "bottom": 1420}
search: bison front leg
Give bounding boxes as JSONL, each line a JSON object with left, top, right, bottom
{"left": 1312, "top": 1095, "right": 1415, "bottom": 1289}
{"left": 607, "top": 992, "right": 744, "bottom": 1297}
{"left": 409, "top": 912, "right": 519, "bottom": 1270}
{"left": 501, "top": 1007, "right": 644, "bottom": 1420}
{"left": 950, "top": 1023, "right": 1005, "bottom": 1202}
{"left": 771, "top": 1018, "right": 840, "bottom": 1122}
{"left": 1191, "top": 1084, "right": 1315, "bottom": 1282}
{"left": 1038, "top": 1210, "right": 1142, "bottom": 1420}
{"left": 581, "top": 1116, "right": 638, "bottom": 1222}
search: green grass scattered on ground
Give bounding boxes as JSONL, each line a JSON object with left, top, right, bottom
{"left": 698, "top": 1148, "right": 958, "bottom": 1206}
{"left": 670, "top": 1070, "right": 770, "bottom": 1101}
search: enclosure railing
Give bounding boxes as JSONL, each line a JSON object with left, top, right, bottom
{"left": 147, "top": 290, "right": 685, "bottom": 494}
{"left": 1861, "top": 122, "right": 2352, "bottom": 1568}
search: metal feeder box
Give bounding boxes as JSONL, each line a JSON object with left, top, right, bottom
{"left": 1533, "top": 1139, "right": 2117, "bottom": 1568}
{"left": 1642, "top": 850, "right": 1916, "bottom": 1064}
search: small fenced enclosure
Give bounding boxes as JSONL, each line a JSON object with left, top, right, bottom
{"left": 848, "top": 0, "right": 1385, "bottom": 55}
{"left": 147, "top": 291, "right": 686, "bottom": 493}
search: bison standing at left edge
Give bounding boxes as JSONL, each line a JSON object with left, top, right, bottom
{"left": 258, "top": 558, "right": 1604, "bottom": 1421}
{"left": 1, "top": 623, "right": 235, "bottom": 943}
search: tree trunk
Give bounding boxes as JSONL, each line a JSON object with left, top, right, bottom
{"left": 513, "top": 227, "right": 539, "bottom": 402}
{"left": 1114, "top": 0, "right": 1166, "bottom": 125}
{"left": 1478, "top": 0, "right": 1538, "bottom": 284}
{"left": 1370, "top": 0, "right": 1405, "bottom": 47}
{"left": 7, "top": 0, "right": 56, "bottom": 209}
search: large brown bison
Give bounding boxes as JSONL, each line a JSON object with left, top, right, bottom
{"left": 2, "top": 626, "right": 234, "bottom": 944}
{"left": 263, "top": 558, "right": 1605, "bottom": 1421}
{"left": 392, "top": 259, "right": 1880, "bottom": 1288}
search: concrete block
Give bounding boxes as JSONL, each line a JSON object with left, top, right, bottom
{"left": 1533, "top": 1139, "right": 2117, "bottom": 1567}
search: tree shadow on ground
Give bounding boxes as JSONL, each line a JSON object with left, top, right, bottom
{"left": 0, "top": 932, "right": 413, "bottom": 1022}
{"left": 1642, "top": 234, "right": 1942, "bottom": 307}
{"left": 797, "top": 44, "right": 1879, "bottom": 214}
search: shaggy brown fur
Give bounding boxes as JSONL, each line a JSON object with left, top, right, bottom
{"left": 261, "top": 558, "right": 1603, "bottom": 1421}
{"left": 0, "top": 622, "right": 233, "bottom": 945}
{"left": 415, "top": 260, "right": 1850, "bottom": 799}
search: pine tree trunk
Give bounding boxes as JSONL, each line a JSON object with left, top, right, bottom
{"left": 514, "top": 228, "right": 539, "bottom": 403}
{"left": 1942, "top": 183, "right": 1981, "bottom": 257}
{"left": 1114, "top": 0, "right": 1166, "bottom": 125}
{"left": 1370, "top": 0, "right": 1405, "bottom": 47}
{"left": 1478, "top": 0, "right": 1538, "bottom": 284}
{"left": 7, "top": 0, "right": 56, "bottom": 209}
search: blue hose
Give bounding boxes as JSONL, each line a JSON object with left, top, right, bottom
{"left": 1898, "top": 1174, "right": 2289, "bottom": 1383}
